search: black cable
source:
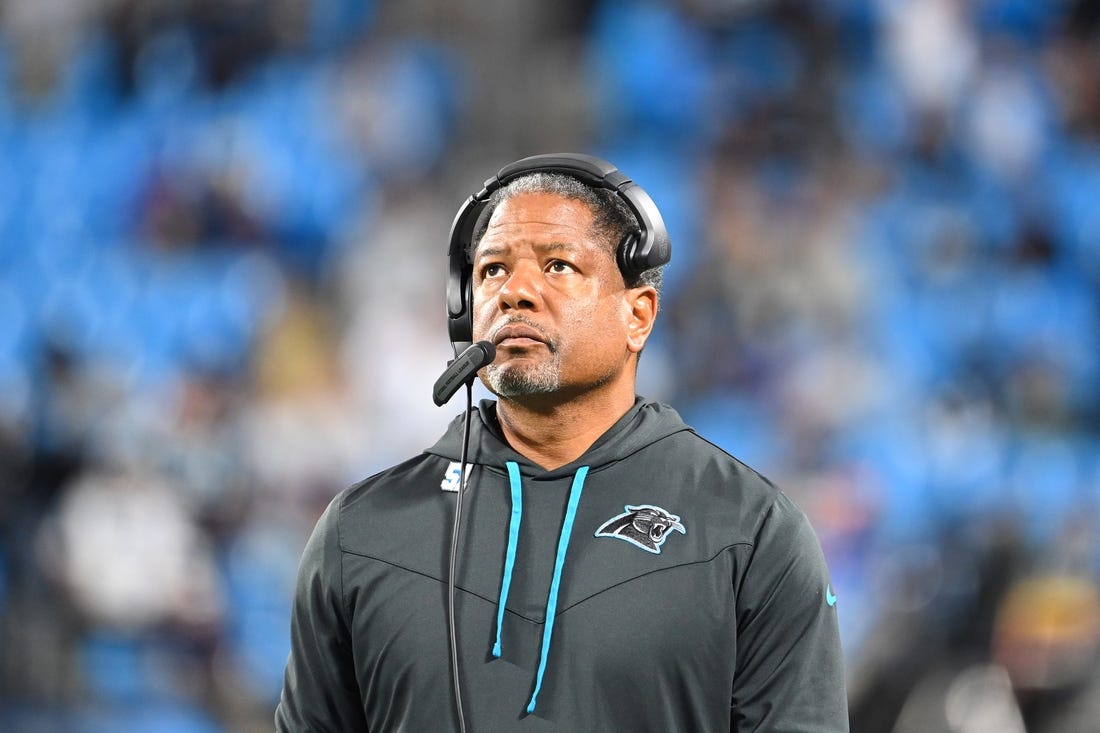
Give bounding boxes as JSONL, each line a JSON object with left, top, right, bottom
{"left": 447, "top": 381, "right": 475, "bottom": 733}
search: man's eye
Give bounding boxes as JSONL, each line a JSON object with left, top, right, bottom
{"left": 482, "top": 264, "right": 505, "bottom": 278}
{"left": 548, "top": 261, "right": 574, "bottom": 273}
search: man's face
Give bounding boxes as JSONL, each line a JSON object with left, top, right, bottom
{"left": 470, "top": 192, "right": 653, "bottom": 401}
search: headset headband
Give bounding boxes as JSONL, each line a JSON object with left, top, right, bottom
{"left": 445, "top": 153, "right": 671, "bottom": 352}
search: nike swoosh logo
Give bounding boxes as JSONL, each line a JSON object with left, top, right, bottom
{"left": 825, "top": 585, "right": 838, "bottom": 607}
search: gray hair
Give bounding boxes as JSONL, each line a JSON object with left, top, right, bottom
{"left": 472, "top": 172, "right": 664, "bottom": 293}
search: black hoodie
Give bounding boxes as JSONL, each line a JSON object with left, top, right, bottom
{"left": 276, "top": 398, "right": 848, "bottom": 732}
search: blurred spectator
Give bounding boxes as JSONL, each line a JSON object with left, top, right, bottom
{"left": 40, "top": 465, "right": 223, "bottom": 633}
{"left": 243, "top": 282, "right": 371, "bottom": 505}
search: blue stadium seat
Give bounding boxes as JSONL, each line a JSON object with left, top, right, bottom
{"left": 588, "top": 0, "right": 715, "bottom": 140}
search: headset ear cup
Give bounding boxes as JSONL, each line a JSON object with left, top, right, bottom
{"left": 447, "top": 192, "right": 490, "bottom": 350}
{"left": 446, "top": 262, "right": 474, "bottom": 347}
{"left": 617, "top": 230, "right": 641, "bottom": 277}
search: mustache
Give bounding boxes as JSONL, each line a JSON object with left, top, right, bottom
{"left": 486, "top": 317, "right": 557, "bottom": 353}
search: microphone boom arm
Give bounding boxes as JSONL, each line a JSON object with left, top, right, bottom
{"left": 433, "top": 341, "right": 496, "bottom": 406}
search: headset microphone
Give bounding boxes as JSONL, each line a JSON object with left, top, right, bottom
{"left": 433, "top": 341, "right": 496, "bottom": 407}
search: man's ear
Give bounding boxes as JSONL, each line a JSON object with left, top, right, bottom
{"left": 625, "top": 285, "right": 658, "bottom": 354}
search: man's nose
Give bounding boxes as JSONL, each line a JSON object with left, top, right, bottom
{"left": 497, "top": 262, "right": 542, "bottom": 311}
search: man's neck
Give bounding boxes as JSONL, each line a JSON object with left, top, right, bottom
{"left": 495, "top": 383, "right": 636, "bottom": 471}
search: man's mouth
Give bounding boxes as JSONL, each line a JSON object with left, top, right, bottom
{"left": 491, "top": 323, "right": 548, "bottom": 348}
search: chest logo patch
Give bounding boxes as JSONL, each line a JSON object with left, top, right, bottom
{"left": 440, "top": 461, "right": 467, "bottom": 492}
{"left": 595, "top": 505, "right": 686, "bottom": 554}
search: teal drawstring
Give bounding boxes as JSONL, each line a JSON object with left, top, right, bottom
{"left": 493, "top": 462, "right": 524, "bottom": 658}
{"left": 526, "top": 465, "right": 589, "bottom": 714}
{"left": 490, "top": 463, "right": 590, "bottom": 714}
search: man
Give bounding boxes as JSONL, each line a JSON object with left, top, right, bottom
{"left": 276, "top": 154, "right": 848, "bottom": 731}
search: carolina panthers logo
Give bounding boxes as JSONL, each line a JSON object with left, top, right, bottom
{"left": 594, "top": 505, "right": 686, "bottom": 554}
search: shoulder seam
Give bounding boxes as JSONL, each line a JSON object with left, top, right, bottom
{"left": 335, "top": 491, "right": 352, "bottom": 629}
{"left": 681, "top": 430, "right": 782, "bottom": 490}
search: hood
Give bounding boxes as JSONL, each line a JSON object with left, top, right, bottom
{"left": 425, "top": 396, "right": 693, "bottom": 478}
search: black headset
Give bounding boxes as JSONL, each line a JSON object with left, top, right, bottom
{"left": 445, "top": 153, "right": 672, "bottom": 353}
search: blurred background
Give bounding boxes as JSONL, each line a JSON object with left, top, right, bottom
{"left": 0, "top": 0, "right": 1098, "bottom": 730}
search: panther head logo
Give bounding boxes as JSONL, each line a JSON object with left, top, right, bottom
{"left": 594, "top": 505, "right": 686, "bottom": 554}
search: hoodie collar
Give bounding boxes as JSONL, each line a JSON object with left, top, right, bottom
{"left": 425, "top": 396, "right": 692, "bottom": 478}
